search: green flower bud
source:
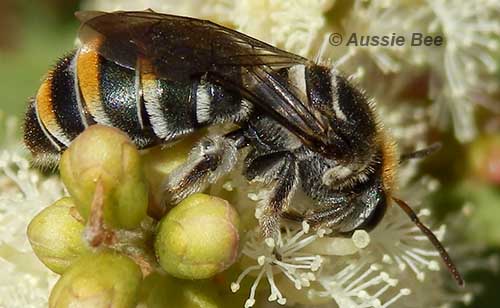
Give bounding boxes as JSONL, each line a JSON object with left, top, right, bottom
{"left": 59, "top": 125, "right": 148, "bottom": 229}
{"left": 49, "top": 251, "right": 142, "bottom": 308}
{"left": 142, "top": 134, "right": 198, "bottom": 218}
{"left": 139, "top": 272, "right": 223, "bottom": 308}
{"left": 27, "top": 197, "right": 89, "bottom": 274}
{"left": 155, "top": 193, "right": 240, "bottom": 279}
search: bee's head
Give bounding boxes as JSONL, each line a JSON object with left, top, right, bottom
{"left": 322, "top": 155, "right": 390, "bottom": 234}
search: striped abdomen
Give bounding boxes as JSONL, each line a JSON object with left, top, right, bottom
{"left": 24, "top": 47, "right": 252, "bottom": 169}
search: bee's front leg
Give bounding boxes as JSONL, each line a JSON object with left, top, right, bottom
{"left": 303, "top": 204, "right": 353, "bottom": 230}
{"left": 162, "top": 129, "right": 246, "bottom": 204}
{"left": 282, "top": 204, "right": 347, "bottom": 228}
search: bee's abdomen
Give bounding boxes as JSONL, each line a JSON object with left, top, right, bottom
{"left": 141, "top": 66, "right": 253, "bottom": 142}
{"left": 34, "top": 52, "right": 86, "bottom": 147}
{"left": 24, "top": 48, "right": 158, "bottom": 169}
{"left": 24, "top": 51, "right": 86, "bottom": 168}
{"left": 77, "top": 47, "right": 158, "bottom": 148}
{"left": 23, "top": 99, "right": 62, "bottom": 169}
{"left": 48, "top": 53, "right": 87, "bottom": 142}
{"left": 141, "top": 65, "right": 199, "bottom": 141}
{"left": 25, "top": 46, "right": 254, "bottom": 169}
{"left": 194, "top": 77, "right": 253, "bottom": 125}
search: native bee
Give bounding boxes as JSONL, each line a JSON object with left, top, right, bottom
{"left": 24, "top": 11, "right": 463, "bottom": 286}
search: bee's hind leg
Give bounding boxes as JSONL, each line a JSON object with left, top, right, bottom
{"left": 162, "top": 128, "right": 248, "bottom": 204}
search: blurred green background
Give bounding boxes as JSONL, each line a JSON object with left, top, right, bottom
{"left": 0, "top": 1, "right": 499, "bottom": 307}
{"left": 0, "top": 0, "right": 78, "bottom": 117}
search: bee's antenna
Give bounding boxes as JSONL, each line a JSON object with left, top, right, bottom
{"left": 392, "top": 197, "right": 465, "bottom": 287}
{"left": 399, "top": 142, "right": 442, "bottom": 163}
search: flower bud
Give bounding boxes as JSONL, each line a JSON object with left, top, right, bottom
{"left": 468, "top": 133, "right": 500, "bottom": 185}
{"left": 59, "top": 125, "right": 148, "bottom": 229}
{"left": 142, "top": 134, "right": 198, "bottom": 218}
{"left": 49, "top": 252, "right": 142, "bottom": 308}
{"left": 139, "top": 272, "right": 223, "bottom": 307}
{"left": 155, "top": 193, "right": 240, "bottom": 279}
{"left": 27, "top": 197, "right": 89, "bottom": 274}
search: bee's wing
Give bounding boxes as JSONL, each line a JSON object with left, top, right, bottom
{"left": 76, "top": 10, "right": 330, "bottom": 149}
{"left": 238, "top": 65, "right": 331, "bottom": 147}
{"left": 76, "top": 10, "right": 308, "bottom": 76}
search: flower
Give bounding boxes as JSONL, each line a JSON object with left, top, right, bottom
{"left": 231, "top": 222, "right": 326, "bottom": 307}
{"left": 426, "top": 0, "right": 500, "bottom": 142}
{"left": 369, "top": 206, "right": 443, "bottom": 282}
{"left": 230, "top": 219, "right": 412, "bottom": 308}
{"left": 332, "top": 0, "right": 500, "bottom": 143}
{"left": 0, "top": 151, "right": 63, "bottom": 307}
{"left": 226, "top": 0, "right": 334, "bottom": 57}
{"left": 0, "top": 111, "right": 21, "bottom": 153}
{"left": 316, "top": 260, "right": 411, "bottom": 308}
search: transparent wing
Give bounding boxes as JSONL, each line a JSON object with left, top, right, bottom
{"left": 76, "top": 10, "right": 330, "bottom": 150}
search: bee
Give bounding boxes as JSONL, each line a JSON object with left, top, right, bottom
{"left": 24, "top": 10, "right": 463, "bottom": 286}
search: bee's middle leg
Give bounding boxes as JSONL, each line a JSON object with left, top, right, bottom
{"left": 163, "top": 129, "right": 247, "bottom": 203}
{"left": 245, "top": 152, "right": 299, "bottom": 238}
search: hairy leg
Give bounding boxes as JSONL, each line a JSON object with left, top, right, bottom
{"left": 245, "top": 152, "right": 299, "bottom": 238}
{"left": 163, "top": 129, "right": 246, "bottom": 203}
{"left": 282, "top": 202, "right": 355, "bottom": 230}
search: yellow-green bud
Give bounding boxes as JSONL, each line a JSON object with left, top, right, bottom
{"left": 49, "top": 251, "right": 142, "bottom": 308}
{"left": 139, "top": 272, "right": 223, "bottom": 308}
{"left": 59, "top": 125, "right": 148, "bottom": 229}
{"left": 155, "top": 193, "right": 240, "bottom": 279}
{"left": 142, "top": 134, "right": 198, "bottom": 218}
{"left": 468, "top": 133, "right": 500, "bottom": 185}
{"left": 27, "top": 197, "right": 89, "bottom": 274}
